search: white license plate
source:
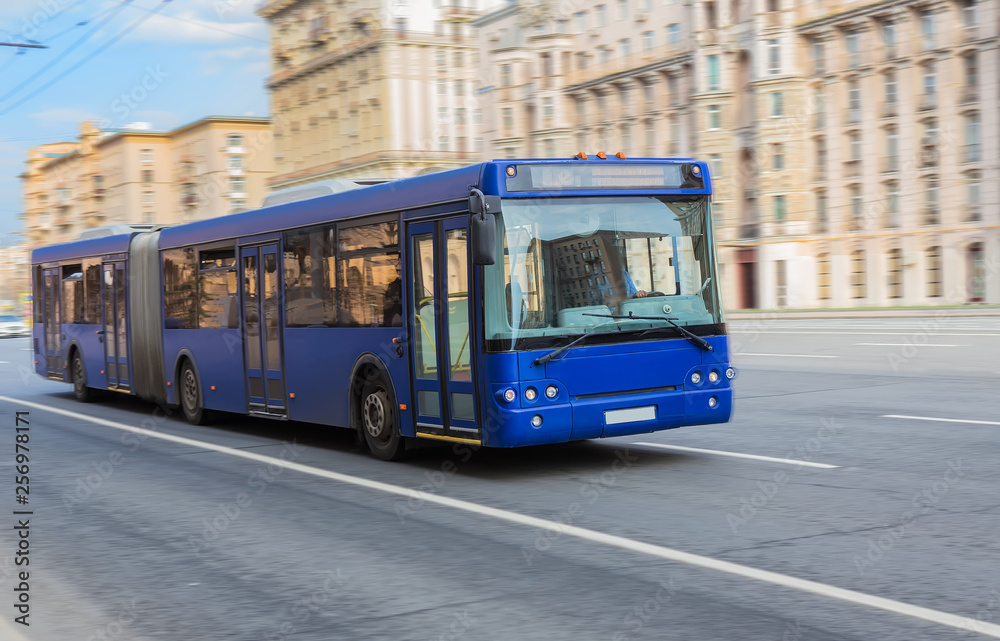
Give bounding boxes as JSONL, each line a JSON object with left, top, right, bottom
{"left": 604, "top": 406, "right": 657, "bottom": 425}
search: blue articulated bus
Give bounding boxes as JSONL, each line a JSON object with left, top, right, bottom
{"left": 31, "top": 157, "right": 733, "bottom": 460}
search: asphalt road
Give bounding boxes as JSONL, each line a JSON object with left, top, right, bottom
{"left": 0, "top": 316, "right": 998, "bottom": 640}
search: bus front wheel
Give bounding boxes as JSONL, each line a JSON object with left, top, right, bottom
{"left": 179, "top": 361, "right": 213, "bottom": 425}
{"left": 361, "top": 376, "right": 405, "bottom": 461}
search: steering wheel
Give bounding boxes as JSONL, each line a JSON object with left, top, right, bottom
{"left": 645, "top": 291, "right": 667, "bottom": 297}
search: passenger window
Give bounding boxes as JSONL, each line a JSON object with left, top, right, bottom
{"left": 336, "top": 221, "right": 401, "bottom": 327}
{"left": 198, "top": 248, "right": 238, "bottom": 329}
{"left": 61, "top": 264, "right": 84, "bottom": 324}
{"left": 163, "top": 248, "right": 197, "bottom": 328}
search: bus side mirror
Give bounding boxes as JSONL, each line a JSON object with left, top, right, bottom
{"left": 469, "top": 189, "right": 499, "bottom": 266}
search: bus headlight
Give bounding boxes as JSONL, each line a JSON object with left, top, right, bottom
{"left": 502, "top": 388, "right": 516, "bottom": 403}
{"left": 691, "top": 371, "right": 702, "bottom": 385}
{"left": 524, "top": 387, "right": 538, "bottom": 401}
{"left": 545, "top": 385, "right": 558, "bottom": 398}
{"left": 708, "top": 370, "right": 720, "bottom": 383}
{"left": 726, "top": 367, "right": 736, "bottom": 379}
{"left": 708, "top": 396, "right": 719, "bottom": 408}
{"left": 531, "top": 415, "right": 543, "bottom": 427}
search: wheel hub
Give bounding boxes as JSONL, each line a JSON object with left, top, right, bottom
{"left": 363, "top": 392, "right": 385, "bottom": 438}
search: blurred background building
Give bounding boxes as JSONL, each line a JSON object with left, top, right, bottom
{"left": 257, "top": 0, "right": 490, "bottom": 188}
{"left": 20, "top": 116, "right": 273, "bottom": 248}
{"left": 13, "top": 0, "right": 998, "bottom": 312}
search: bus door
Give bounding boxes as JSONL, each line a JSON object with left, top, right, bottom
{"left": 239, "top": 244, "right": 286, "bottom": 416}
{"left": 102, "top": 262, "right": 129, "bottom": 389}
{"left": 407, "top": 217, "right": 479, "bottom": 441}
{"left": 42, "top": 267, "right": 62, "bottom": 378}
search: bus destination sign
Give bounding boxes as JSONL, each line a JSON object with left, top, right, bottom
{"left": 505, "top": 163, "right": 698, "bottom": 192}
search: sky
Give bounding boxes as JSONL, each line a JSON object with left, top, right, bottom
{"left": 0, "top": 0, "right": 272, "bottom": 244}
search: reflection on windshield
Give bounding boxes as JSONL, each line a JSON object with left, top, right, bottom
{"left": 484, "top": 196, "right": 722, "bottom": 351}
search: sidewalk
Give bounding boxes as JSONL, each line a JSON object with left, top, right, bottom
{"left": 725, "top": 305, "right": 1000, "bottom": 320}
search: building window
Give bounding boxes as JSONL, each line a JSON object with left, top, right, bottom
{"left": 884, "top": 72, "right": 897, "bottom": 107}
{"left": 817, "top": 253, "right": 831, "bottom": 300}
{"left": 773, "top": 194, "right": 786, "bottom": 221}
{"left": 920, "top": 12, "right": 936, "bottom": 50}
{"left": 965, "top": 113, "right": 981, "bottom": 162}
{"left": 771, "top": 91, "right": 783, "bottom": 117}
{"left": 619, "top": 38, "right": 632, "bottom": 58}
{"left": 887, "top": 249, "right": 903, "bottom": 299}
{"left": 815, "top": 191, "right": 828, "bottom": 233}
{"left": 812, "top": 41, "right": 825, "bottom": 74}
{"left": 617, "top": 0, "right": 628, "bottom": 21}
{"left": 707, "top": 105, "right": 721, "bottom": 130}
{"left": 772, "top": 143, "right": 784, "bottom": 170}
{"left": 850, "top": 185, "right": 863, "bottom": 230}
{"left": 849, "top": 132, "right": 862, "bottom": 161}
{"left": 709, "top": 153, "right": 722, "bottom": 179}
{"left": 228, "top": 155, "right": 243, "bottom": 171}
{"left": 574, "top": 12, "right": 586, "bottom": 33}
{"left": 846, "top": 31, "right": 860, "bottom": 68}
{"left": 229, "top": 176, "right": 245, "bottom": 194}
{"left": 776, "top": 260, "right": 788, "bottom": 308}
{"left": 885, "top": 181, "right": 900, "bottom": 227}
{"left": 502, "top": 108, "right": 514, "bottom": 131}
{"left": 667, "top": 23, "right": 680, "bottom": 44}
{"left": 926, "top": 246, "right": 942, "bottom": 297}
{"left": 885, "top": 127, "right": 898, "bottom": 171}
{"left": 141, "top": 169, "right": 154, "bottom": 183}
{"left": 967, "top": 171, "right": 982, "bottom": 221}
{"left": 140, "top": 149, "right": 153, "bottom": 164}
{"left": 847, "top": 80, "right": 861, "bottom": 123}
{"left": 882, "top": 22, "right": 896, "bottom": 58}
{"left": 707, "top": 54, "right": 720, "bottom": 91}
{"left": 542, "top": 97, "right": 554, "bottom": 121}
{"left": 438, "top": 135, "right": 449, "bottom": 151}
{"left": 642, "top": 30, "right": 654, "bottom": 50}
{"left": 142, "top": 191, "right": 154, "bottom": 206}
{"left": 851, "top": 250, "right": 866, "bottom": 299}
{"left": 501, "top": 64, "right": 512, "bottom": 86}
{"left": 705, "top": 1, "right": 717, "bottom": 29}
{"left": 962, "top": 0, "right": 978, "bottom": 27}
{"left": 767, "top": 39, "right": 781, "bottom": 75}
{"left": 595, "top": 4, "right": 606, "bottom": 27}
{"left": 230, "top": 199, "right": 246, "bottom": 214}
{"left": 815, "top": 137, "right": 827, "bottom": 176}
{"left": 227, "top": 134, "right": 243, "bottom": 148}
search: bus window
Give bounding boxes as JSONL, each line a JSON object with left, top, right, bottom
{"left": 284, "top": 225, "right": 336, "bottom": 327}
{"left": 84, "top": 259, "right": 101, "bottom": 324}
{"left": 198, "top": 248, "right": 238, "bottom": 329}
{"left": 61, "top": 264, "right": 84, "bottom": 324}
{"left": 163, "top": 248, "right": 197, "bottom": 329}
{"left": 336, "top": 221, "right": 401, "bottom": 327}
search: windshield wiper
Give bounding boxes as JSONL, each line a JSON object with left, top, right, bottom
{"left": 533, "top": 333, "right": 592, "bottom": 366}
{"left": 582, "top": 312, "right": 714, "bottom": 352}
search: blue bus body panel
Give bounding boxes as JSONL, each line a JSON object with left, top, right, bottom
{"left": 162, "top": 329, "right": 248, "bottom": 413}
{"left": 159, "top": 164, "right": 485, "bottom": 250}
{"left": 481, "top": 336, "right": 732, "bottom": 448}
{"left": 282, "top": 328, "right": 410, "bottom": 430}
{"left": 64, "top": 324, "right": 106, "bottom": 389}
{"left": 31, "top": 234, "right": 132, "bottom": 264}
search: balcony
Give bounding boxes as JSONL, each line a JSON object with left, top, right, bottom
{"left": 918, "top": 93, "right": 937, "bottom": 112}
{"left": 966, "top": 204, "right": 982, "bottom": 222}
{"left": 843, "top": 108, "right": 862, "bottom": 126}
{"left": 884, "top": 45, "right": 897, "bottom": 60}
{"left": 881, "top": 157, "right": 899, "bottom": 173}
{"left": 923, "top": 208, "right": 940, "bottom": 226}
{"left": 880, "top": 102, "right": 898, "bottom": 119}
{"left": 182, "top": 195, "right": 198, "bottom": 206}
{"left": 843, "top": 159, "right": 861, "bottom": 178}
{"left": 739, "top": 223, "right": 760, "bottom": 239}
{"left": 440, "top": 3, "right": 479, "bottom": 21}
{"left": 961, "top": 25, "right": 978, "bottom": 42}
{"left": 563, "top": 42, "right": 686, "bottom": 88}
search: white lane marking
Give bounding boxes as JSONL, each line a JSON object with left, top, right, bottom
{"left": 855, "top": 343, "right": 966, "bottom": 347}
{"left": 730, "top": 331, "right": 1000, "bottom": 337}
{"left": 3, "top": 396, "right": 999, "bottom": 639}
{"left": 738, "top": 353, "right": 839, "bottom": 359}
{"left": 632, "top": 442, "right": 839, "bottom": 469}
{"left": 883, "top": 414, "right": 1000, "bottom": 427}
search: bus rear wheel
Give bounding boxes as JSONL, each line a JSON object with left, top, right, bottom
{"left": 71, "top": 351, "right": 93, "bottom": 402}
{"left": 180, "top": 361, "right": 213, "bottom": 425}
{"left": 361, "top": 376, "right": 406, "bottom": 461}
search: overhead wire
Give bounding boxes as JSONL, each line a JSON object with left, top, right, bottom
{"left": 0, "top": 0, "right": 174, "bottom": 116}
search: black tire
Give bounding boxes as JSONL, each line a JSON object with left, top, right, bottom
{"left": 360, "top": 375, "right": 406, "bottom": 461}
{"left": 71, "top": 351, "right": 93, "bottom": 402}
{"left": 179, "top": 361, "right": 213, "bottom": 425}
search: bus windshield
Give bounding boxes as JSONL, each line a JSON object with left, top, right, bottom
{"left": 484, "top": 196, "right": 723, "bottom": 352}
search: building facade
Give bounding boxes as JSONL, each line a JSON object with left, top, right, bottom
{"left": 258, "top": 0, "right": 500, "bottom": 188}
{"left": 20, "top": 117, "right": 273, "bottom": 249}
{"left": 475, "top": 0, "right": 999, "bottom": 308}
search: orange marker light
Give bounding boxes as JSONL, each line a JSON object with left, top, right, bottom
{"left": 100, "top": 370, "right": 104, "bottom": 374}
{"left": 167, "top": 381, "right": 171, "bottom": 386}
{"left": 575, "top": 151, "right": 588, "bottom": 160}
{"left": 596, "top": 151, "right": 607, "bottom": 159}
{"left": 210, "top": 385, "right": 216, "bottom": 391}
{"left": 615, "top": 151, "right": 627, "bottom": 159}
{"left": 289, "top": 392, "right": 296, "bottom": 399}
{"left": 399, "top": 404, "right": 407, "bottom": 411}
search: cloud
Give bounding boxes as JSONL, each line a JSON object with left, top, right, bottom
{"left": 29, "top": 107, "right": 99, "bottom": 126}
{"left": 200, "top": 45, "right": 268, "bottom": 76}
{"left": 131, "top": 8, "right": 267, "bottom": 44}
{"left": 129, "top": 110, "right": 183, "bottom": 130}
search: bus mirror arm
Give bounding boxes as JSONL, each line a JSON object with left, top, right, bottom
{"left": 469, "top": 188, "right": 499, "bottom": 266}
